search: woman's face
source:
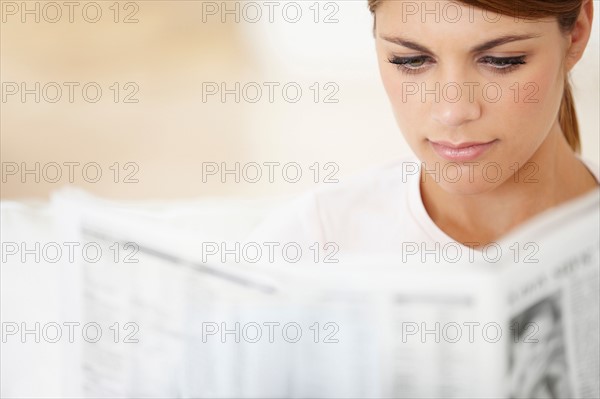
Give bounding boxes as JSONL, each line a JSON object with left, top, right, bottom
{"left": 375, "top": 1, "right": 570, "bottom": 194}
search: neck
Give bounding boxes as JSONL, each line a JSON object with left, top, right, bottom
{"left": 420, "top": 125, "right": 598, "bottom": 246}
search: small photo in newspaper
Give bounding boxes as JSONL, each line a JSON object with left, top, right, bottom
{"left": 508, "top": 292, "right": 572, "bottom": 399}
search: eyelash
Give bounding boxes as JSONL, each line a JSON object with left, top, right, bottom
{"left": 387, "top": 55, "right": 527, "bottom": 75}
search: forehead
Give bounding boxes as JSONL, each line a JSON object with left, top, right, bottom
{"left": 375, "top": 0, "right": 557, "bottom": 39}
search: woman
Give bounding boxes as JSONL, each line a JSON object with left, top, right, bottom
{"left": 248, "top": 0, "right": 599, "bottom": 259}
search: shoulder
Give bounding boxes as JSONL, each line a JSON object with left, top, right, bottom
{"left": 246, "top": 156, "right": 420, "bottom": 244}
{"left": 311, "top": 157, "right": 418, "bottom": 214}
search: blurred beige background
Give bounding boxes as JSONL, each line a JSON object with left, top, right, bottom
{"left": 1, "top": 1, "right": 598, "bottom": 199}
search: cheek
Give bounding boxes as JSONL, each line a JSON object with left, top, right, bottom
{"left": 492, "top": 67, "right": 563, "bottom": 146}
{"left": 527, "top": 69, "right": 564, "bottom": 127}
{"left": 380, "top": 69, "right": 426, "bottom": 138}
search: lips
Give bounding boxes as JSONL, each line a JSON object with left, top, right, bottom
{"left": 428, "top": 139, "right": 497, "bottom": 162}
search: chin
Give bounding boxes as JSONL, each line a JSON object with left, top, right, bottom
{"left": 417, "top": 149, "right": 509, "bottom": 195}
{"left": 435, "top": 179, "right": 499, "bottom": 196}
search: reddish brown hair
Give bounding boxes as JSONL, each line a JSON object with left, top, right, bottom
{"left": 368, "top": 0, "right": 584, "bottom": 153}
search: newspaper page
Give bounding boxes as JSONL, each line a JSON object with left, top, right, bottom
{"left": 50, "top": 189, "right": 504, "bottom": 398}
{"left": 498, "top": 189, "right": 600, "bottom": 399}
{"left": 49, "top": 188, "right": 599, "bottom": 398}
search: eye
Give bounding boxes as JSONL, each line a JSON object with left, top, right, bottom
{"left": 479, "top": 56, "right": 527, "bottom": 74}
{"left": 387, "top": 55, "right": 434, "bottom": 75}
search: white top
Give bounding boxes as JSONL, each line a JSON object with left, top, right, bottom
{"left": 247, "top": 157, "right": 600, "bottom": 258}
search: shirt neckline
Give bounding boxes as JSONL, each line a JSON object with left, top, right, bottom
{"left": 405, "top": 158, "right": 469, "bottom": 247}
{"left": 405, "top": 156, "right": 600, "bottom": 248}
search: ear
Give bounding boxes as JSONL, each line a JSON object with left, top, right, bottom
{"left": 565, "top": 0, "right": 594, "bottom": 72}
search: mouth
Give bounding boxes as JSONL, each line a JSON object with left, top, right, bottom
{"left": 428, "top": 139, "right": 498, "bottom": 162}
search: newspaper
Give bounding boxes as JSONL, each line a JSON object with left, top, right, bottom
{"left": 49, "top": 188, "right": 599, "bottom": 398}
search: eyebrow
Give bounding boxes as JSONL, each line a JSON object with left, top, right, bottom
{"left": 381, "top": 33, "right": 541, "bottom": 54}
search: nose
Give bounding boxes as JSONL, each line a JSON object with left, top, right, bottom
{"left": 430, "top": 80, "right": 482, "bottom": 127}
